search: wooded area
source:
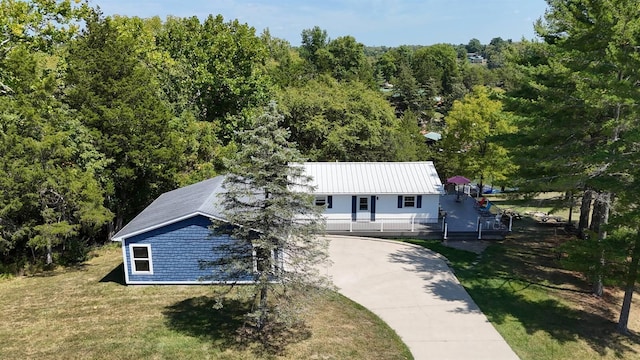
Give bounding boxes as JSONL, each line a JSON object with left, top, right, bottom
{"left": 1, "top": 0, "right": 640, "bottom": 333}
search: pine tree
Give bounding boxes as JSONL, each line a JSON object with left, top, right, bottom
{"left": 204, "top": 101, "right": 328, "bottom": 333}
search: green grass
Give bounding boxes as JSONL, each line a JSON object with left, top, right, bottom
{"left": 406, "top": 225, "right": 640, "bottom": 360}
{"left": 0, "top": 244, "right": 412, "bottom": 360}
{"left": 487, "top": 192, "right": 574, "bottom": 221}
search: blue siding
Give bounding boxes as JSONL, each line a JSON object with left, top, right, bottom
{"left": 123, "top": 215, "right": 251, "bottom": 283}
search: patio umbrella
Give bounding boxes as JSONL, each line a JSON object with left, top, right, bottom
{"left": 447, "top": 175, "right": 471, "bottom": 201}
{"left": 447, "top": 175, "right": 471, "bottom": 184}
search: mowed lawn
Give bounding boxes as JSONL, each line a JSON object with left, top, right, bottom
{"left": 0, "top": 244, "right": 411, "bottom": 360}
{"left": 408, "top": 209, "right": 640, "bottom": 360}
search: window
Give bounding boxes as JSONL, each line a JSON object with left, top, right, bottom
{"left": 315, "top": 196, "right": 326, "bottom": 207}
{"left": 253, "top": 246, "right": 277, "bottom": 273}
{"left": 315, "top": 195, "right": 332, "bottom": 208}
{"left": 359, "top": 197, "right": 369, "bottom": 211}
{"left": 130, "top": 244, "right": 153, "bottom": 274}
{"left": 404, "top": 196, "right": 416, "bottom": 208}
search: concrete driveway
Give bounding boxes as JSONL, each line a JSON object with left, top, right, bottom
{"left": 322, "top": 235, "right": 519, "bottom": 360}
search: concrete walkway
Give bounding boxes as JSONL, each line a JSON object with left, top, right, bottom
{"left": 322, "top": 235, "right": 519, "bottom": 360}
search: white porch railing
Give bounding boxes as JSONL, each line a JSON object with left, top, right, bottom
{"left": 325, "top": 216, "right": 441, "bottom": 233}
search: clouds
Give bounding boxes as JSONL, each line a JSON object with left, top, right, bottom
{"left": 92, "top": 0, "right": 547, "bottom": 46}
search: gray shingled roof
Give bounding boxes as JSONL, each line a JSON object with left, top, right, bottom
{"left": 111, "top": 176, "right": 226, "bottom": 241}
{"left": 302, "top": 162, "right": 443, "bottom": 195}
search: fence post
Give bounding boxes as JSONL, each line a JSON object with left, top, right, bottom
{"left": 508, "top": 215, "right": 513, "bottom": 232}
{"left": 380, "top": 221, "right": 384, "bottom": 232}
{"left": 478, "top": 222, "right": 482, "bottom": 239}
{"left": 349, "top": 221, "right": 353, "bottom": 232}
{"left": 411, "top": 216, "right": 415, "bottom": 232}
{"left": 444, "top": 223, "right": 448, "bottom": 240}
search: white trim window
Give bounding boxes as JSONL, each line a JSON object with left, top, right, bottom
{"left": 404, "top": 196, "right": 416, "bottom": 208}
{"left": 315, "top": 195, "right": 327, "bottom": 207}
{"left": 129, "top": 244, "right": 153, "bottom": 274}
{"left": 359, "top": 197, "right": 369, "bottom": 211}
{"left": 252, "top": 245, "right": 281, "bottom": 274}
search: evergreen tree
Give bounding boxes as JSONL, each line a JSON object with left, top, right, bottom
{"left": 204, "top": 101, "right": 328, "bottom": 333}
{"left": 65, "top": 13, "right": 186, "bottom": 234}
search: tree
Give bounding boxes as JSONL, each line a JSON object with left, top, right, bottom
{"left": 299, "top": 26, "right": 329, "bottom": 71}
{"left": 507, "top": 0, "right": 640, "bottom": 330}
{"left": 411, "top": 44, "right": 465, "bottom": 110}
{"left": 65, "top": 14, "right": 187, "bottom": 234}
{"left": 155, "top": 15, "right": 271, "bottom": 143}
{"left": 465, "top": 38, "right": 484, "bottom": 54}
{"left": 207, "top": 101, "right": 328, "bottom": 333}
{"left": 441, "top": 86, "right": 517, "bottom": 192}
{"left": 276, "top": 76, "right": 398, "bottom": 161}
{"left": 0, "top": 54, "right": 111, "bottom": 267}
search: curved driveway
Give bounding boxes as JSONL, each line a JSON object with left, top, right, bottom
{"left": 322, "top": 235, "right": 519, "bottom": 360}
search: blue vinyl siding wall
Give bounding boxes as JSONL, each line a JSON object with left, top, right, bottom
{"left": 124, "top": 215, "right": 250, "bottom": 283}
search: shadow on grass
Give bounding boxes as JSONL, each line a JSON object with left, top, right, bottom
{"left": 465, "top": 278, "right": 640, "bottom": 357}
{"left": 99, "top": 263, "right": 125, "bottom": 285}
{"left": 163, "top": 296, "right": 311, "bottom": 356}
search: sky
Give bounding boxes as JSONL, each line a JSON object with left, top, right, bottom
{"left": 92, "top": 0, "right": 549, "bottom": 47}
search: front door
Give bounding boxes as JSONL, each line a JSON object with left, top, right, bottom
{"left": 357, "top": 196, "right": 370, "bottom": 221}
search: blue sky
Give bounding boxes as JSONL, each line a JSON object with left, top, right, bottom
{"left": 92, "top": 0, "right": 549, "bottom": 46}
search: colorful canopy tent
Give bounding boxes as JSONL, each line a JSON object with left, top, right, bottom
{"left": 446, "top": 175, "right": 470, "bottom": 184}
{"left": 447, "top": 175, "right": 471, "bottom": 201}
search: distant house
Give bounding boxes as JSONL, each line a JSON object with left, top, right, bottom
{"left": 112, "top": 162, "right": 444, "bottom": 284}
{"left": 302, "top": 162, "right": 444, "bottom": 231}
{"left": 423, "top": 131, "right": 442, "bottom": 143}
{"left": 467, "top": 52, "right": 487, "bottom": 65}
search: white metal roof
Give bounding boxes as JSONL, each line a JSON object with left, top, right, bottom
{"left": 301, "top": 162, "right": 444, "bottom": 195}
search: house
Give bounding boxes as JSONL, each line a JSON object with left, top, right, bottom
{"left": 110, "top": 176, "right": 255, "bottom": 285}
{"left": 301, "top": 162, "right": 444, "bottom": 231}
{"left": 112, "top": 162, "right": 444, "bottom": 284}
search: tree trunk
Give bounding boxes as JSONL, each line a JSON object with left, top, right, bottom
{"left": 590, "top": 192, "right": 602, "bottom": 234}
{"left": 578, "top": 190, "right": 593, "bottom": 238}
{"left": 592, "top": 192, "right": 610, "bottom": 297}
{"left": 566, "top": 191, "right": 573, "bottom": 226}
{"left": 46, "top": 240, "right": 53, "bottom": 266}
{"left": 257, "top": 284, "right": 268, "bottom": 331}
{"left": 617, "top": 233, "right": 640, "bottom": 334}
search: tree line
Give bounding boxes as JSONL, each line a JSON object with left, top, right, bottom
{"left": 0, "top": 0, "right": 505, "bottom": 271}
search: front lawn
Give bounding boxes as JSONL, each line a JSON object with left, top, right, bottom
{"left": 0, "top": 244, "right": 411, "bottom": 360}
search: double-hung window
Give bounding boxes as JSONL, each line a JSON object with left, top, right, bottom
{"left": 359, "top": 197, "right": 369, "bottom": 211}
{"left": 130, "top": 244, "right": 153, "bottom": 274}
{"left": 404, "top": 196, "right": 416, "bottom": 208}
